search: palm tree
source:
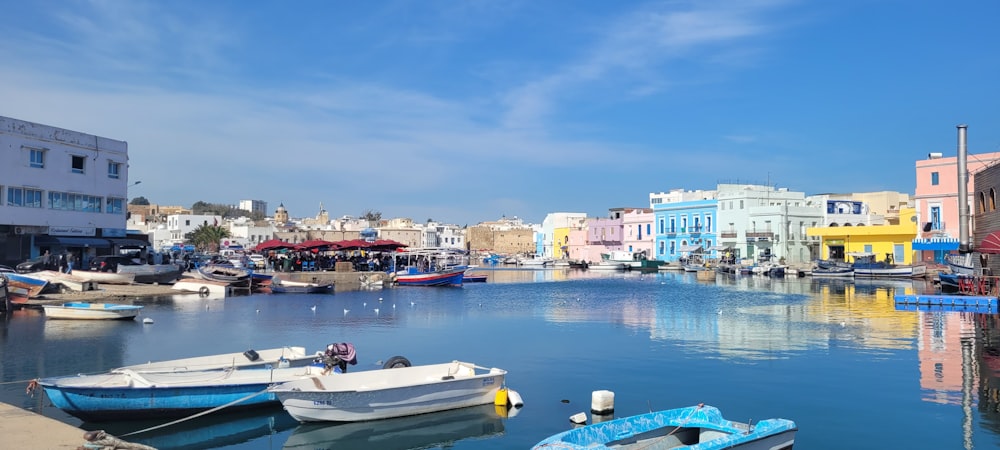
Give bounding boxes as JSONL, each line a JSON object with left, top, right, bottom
{"left": 186, "top": 224, "right": 231, "bottom": 253}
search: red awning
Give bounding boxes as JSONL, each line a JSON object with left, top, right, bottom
{"left": 298, "top": 239, "right": 339, "bottom": 250}
{"left": 255, "top": 239, "right": 295, "bottom": 252}
{"left": 980, "top": 231, "right": 1000, "bottom": 254}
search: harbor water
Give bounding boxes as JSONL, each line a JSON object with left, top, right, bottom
{"left": 3, "top": 269, "right": 1000, "bottom": 449}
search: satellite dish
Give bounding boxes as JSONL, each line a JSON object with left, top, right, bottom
{"left": 910, "top": 216, "right": 917, "bottom": 223}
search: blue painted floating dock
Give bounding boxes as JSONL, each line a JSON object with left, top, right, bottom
{"left": 894, "top": 295, "right": 998, "bottom": 313}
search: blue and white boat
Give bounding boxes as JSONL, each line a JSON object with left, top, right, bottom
{"left": 532, "top": 404, "right": 796, "bottom": 450}
{"left": 39, "top": 363, "right": 333, "bottom": 422}
{"left": 392, "top": 248, "right": 468, "bottom": 287}
{"left": 42, "top": 302, "right": 142, "bottom": 320}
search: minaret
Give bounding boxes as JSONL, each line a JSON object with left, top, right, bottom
{"left": 275, "top": 203, "right": 289, "bottom": 225}
{"left": 317, "top": 202, "right": 329, "bottom": 223}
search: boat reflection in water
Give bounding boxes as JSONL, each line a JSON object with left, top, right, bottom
{"left": 81, "top": 407, "right": 298, "bottom": 450}
{"left": 282, "top": 403, "right": 505, "bottom": 450}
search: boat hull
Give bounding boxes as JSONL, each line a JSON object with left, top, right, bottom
{"left": 42, "top": 303, "right": 142, "bottom": 320}
{"left": 5, "top": 273, "right": 47, "bottom": 298}
{"left": 273, "top": 361, "right": 504, "bottom": 422}
{"left": 853, "top": 265, "right": 926, "bottom": 278}
{"left": 40, "top": 364, "right": 330, "bottom": 422}
{"left": 532, "top": 404, "right": 797, "bottom": 450}
{"left": 395, "top": 269, "right": 466, "bottom": 286}
{"left": 119, "top": 264, "right": 184, "bottom": 284}
{"left": 71, "top": 270, "right": 135, "bottom": 284}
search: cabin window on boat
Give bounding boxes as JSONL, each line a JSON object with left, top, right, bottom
{"left": 28, "top": 148, "right": 45, "bottom": 168}
{"left": 71, "top": 155, "right": 86, "bottom": 174}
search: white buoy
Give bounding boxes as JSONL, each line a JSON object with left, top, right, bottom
{"left": 507, "top": 389, "right": 524, "bottom": 408}
{"left": 591, "top": 390, "right": 615, "bottom": 415}
{"left": 569, "top": 412, "right": 587, "bottom": 424}
{"left": 142, "top": 317, "right": 154, "bottom": 324}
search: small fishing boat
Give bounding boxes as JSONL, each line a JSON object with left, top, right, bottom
{"left": 810, "top": 266, "right": 854, "bottom": 277}
{"left": 282, "top": 403, "right": 505, "bottom": 450}
{"left": 118, "top": 264, "right": 185, "bottom": 284}
{"left": 271, "top": 279, "right": 334, "bottom": 294}
{"left": 42, "top": 302, "right": 143, "bottom": 320}
{"left": 198, "top": 264, "right": 252, "bottom": 283}
{"left": 463, "top": 273, "right": 488, "bottom": 283}
{"left": 392, "top": 248, "right": 468, "bottom": 286}
{"left": 4, "top": 272, "right": 48, "bottom": 298}
{"left": 71, "top": 270, "right": 136, "bottom": 285}
{"left": 115, "top": 346, "right": 313, "bottom": 373}
{"left": 532, "top": 404, "right": 796, "bottom": 450}
{"left": 272, "top": 360, "right": 505, "bottom": 422}
{"left": 40, "top": 363, "right": 333, "bottom": 421}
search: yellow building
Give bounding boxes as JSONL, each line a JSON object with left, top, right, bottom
{"left": 807, "top": 208, "right": 919, "bottom": 264}
{"left": 553, "top": 227, "right": 571, "bottom": 259}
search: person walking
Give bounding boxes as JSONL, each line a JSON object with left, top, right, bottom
{"left": 65, "top": 252, "right": 75, "bottom": 274}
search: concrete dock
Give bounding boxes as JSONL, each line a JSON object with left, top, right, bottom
{"left": 0, "top": 402, "right": 87, "bottom": 448}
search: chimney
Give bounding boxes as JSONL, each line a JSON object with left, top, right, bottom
{"left": 957, "top": 124, "right": 970, "bottom": 253}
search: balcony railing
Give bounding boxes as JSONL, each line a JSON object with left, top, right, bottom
{"left": 720, "top": 231, "right": 737, "bottom": 239}
{"left": 746, "top": 231, "right": 773, "bottom": 241}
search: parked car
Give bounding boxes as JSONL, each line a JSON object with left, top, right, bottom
{"left": 248, "top": 254, "right": 267, "bottom": 270}
{"left": 16, "top": 256, "right": 48, "bottom": 273}
{"left": 89, "top": 256, "right": 139, "bottom": 273}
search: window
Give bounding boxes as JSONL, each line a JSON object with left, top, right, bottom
{"left": 8, "top": 187, "right": 43, "bottom": 208}
{"left": 669, "top": 218, "right": 676, "bottom": 233}
{"left": 71, "top": 155, "right": 86, "bottom": 174}
{"left": 706, "top": 216, "right": 712, "bottom": 233}
{"left": 930, "top": 206, "right": 941, "bottom": 230}
{"left": 658, "top": 240, "right": 665, "bottom": 255}
{"left": 29, "top": 149, "right": 45, "bottom": 168}
{"left": 931, "top": 172, "right": 939, "bottom": 185}
{"left": 646, "top": 224, "right": 651, "bottom": 236}
{"left": 658, "top": 219, "right": 664, "bottom": 234}
{"left": 992, "top": 189, "right": 997, "bottom": 211}
{"left": 108, "top": 161, "right": 121, "bottom": 179}
{"left": 980, "top": 193, "right": 987, "bottom": 214}
{"left": 48, "top": 192, "right": 103, "bottom": 212}
{"left": 106, "top": 197, "right": 125, "bottom": 214}
{"left": 739, "top": 200, "right": 744, "bottom": 209}
{"left": 864, "top": 244, "right": 873, "bottom": 253}
{"left": 669, "top": 241, "right": 675, "bottom": 255}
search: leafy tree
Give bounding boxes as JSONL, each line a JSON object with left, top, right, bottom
{"left": 361, "top": 209, "right": 382, "bottom": 226}
{"left": 185, "top": 224, "right": 231, "bottom": 252}
{"left": 191, "top": 201, "right": 251, "bottom": 219}
{"left": 130, "top": 196, "right": 150, "bottom": 205}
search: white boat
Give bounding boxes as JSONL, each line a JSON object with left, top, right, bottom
{"left": 519, "top": 257, "right": 553, "bottom": 267}
{"left": 533, "top": 404, "right": 796, "bottom": 450}
{"left": 41, "top": 302, "right": 143, "bottom": 320}
{"left": 40, "top": 363, "right": 335, "bottom": 421}
{"left": 116, "top": 346, "right": 313, "bottom": 373}
{"left": 172, "top": 278, "right": 233, "bottom": 297}
{"left": 851, "top": 253, "right": 927, "bottom": 278}
{"left": 70, "top": 270, "right": 136, "bottom": 285}
{"left": 588, "top": 261, "right": 627, "bottom": 271}
{"left": 272, "top": 360, "right": 506, "bottom": 422}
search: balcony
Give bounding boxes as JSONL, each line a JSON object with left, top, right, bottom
{"left": 720, "top": 231, "right": 737, "bottom": 239}
{"left": 746, "top": 231, "right": 774, "bottom": 241}
{"left": 689, "top": 225, "right": 703, "bottom": 235}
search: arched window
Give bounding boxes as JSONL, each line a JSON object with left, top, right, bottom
{"left": 980, "top": 192, "right": 987, "bottom": 214}
{"left": 991, "top": 188, "right": 997, "bottom": 211}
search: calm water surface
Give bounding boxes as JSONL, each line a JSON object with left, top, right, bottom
{"left": 3, "top": 269, "right": 1000, "bottom": 449}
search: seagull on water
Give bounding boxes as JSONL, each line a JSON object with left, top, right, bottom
{"left": 374, "top": 308, "right": 380, "bottom": 315}
{"left": 311, "top": 305, "right": 317, "bottom": 312}
{"left": 344, "top": 308, "right": 350, "bottom": 315}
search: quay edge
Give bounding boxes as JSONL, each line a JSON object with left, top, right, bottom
{"left": 0, "top": 401, "right": 89, "bottom": 449}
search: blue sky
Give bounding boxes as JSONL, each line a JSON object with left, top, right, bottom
{"left": 2, "top": 1, "right": 999, "bottom": 226}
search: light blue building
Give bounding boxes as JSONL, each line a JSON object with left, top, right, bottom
{"left": 654, "top": 199, "right": 718, "bottom": 262}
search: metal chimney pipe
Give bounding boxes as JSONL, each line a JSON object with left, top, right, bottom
{"left": 957, "top": 124, "right": 970, "bottom": 253}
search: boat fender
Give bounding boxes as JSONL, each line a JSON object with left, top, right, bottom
{"left": 591, "top": 390, "right": 614, "bottom": 415}
{"left": 570, "top": 412, "right": 588, "bottom": 424}
{"left": 494, "top": 388, "right": 508, "bottom": 406}
{"left": 198, "top": 286, "right": 210, "bottom": 296}
{"left": 507, "top": 389, "right": 524, "bottom": 408}
{"left": 243, "top": 349, "right": 260, "bottom": 361}
{"left": 382, "top": 355, "right": 411, "bottom": 369}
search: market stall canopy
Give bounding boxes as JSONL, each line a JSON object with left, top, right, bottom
{"left": 370, "top": 239, "right": 407, "bottom": 250}
{"left": 979, "top": 231, "right": 1000, "bottom": 254}
{"left": 255, "top": 239, "right": 295, "bottom": 252}
{"left": 679, "top": 245, "right": 703, "bottom": 253}
{"left": 297, "top": 239, "right": 340, "bottom": 250}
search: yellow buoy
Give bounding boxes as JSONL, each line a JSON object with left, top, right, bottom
{"left": 494, "top": 387, "right": 509, "bottom": 406}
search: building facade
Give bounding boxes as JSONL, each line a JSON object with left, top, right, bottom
{"left": 0, "top": 115, "right": 136, "bottom": 266}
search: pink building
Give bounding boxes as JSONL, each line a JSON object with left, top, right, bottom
{"left": 622, "top": 208, "right": 654, "bottom": 259}
{"left": 913, "top": 151, "right": 1000, "bottom": 262}
{"left": 585, "top": 217, "right": 622, "bottom": 264}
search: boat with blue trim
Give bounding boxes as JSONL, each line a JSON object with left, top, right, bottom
{"left": 532, "top": 403, "right": 796, "bottom": 450}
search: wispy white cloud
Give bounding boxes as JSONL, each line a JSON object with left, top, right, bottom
{"left": 501, "top": 1, "right": 787, "bottom": 130}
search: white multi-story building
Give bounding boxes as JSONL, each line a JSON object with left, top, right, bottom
{"left": 0, "top": 115, "right": 139, "bottom": 266}
{"left": 716, "top": 184, "right": 824, "bottom": 264}
{"left": 166, "top": 214, "right": 223, "bottom": 244}
{"left": 238, "top": 199, "right": 268, "bottom": 217}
